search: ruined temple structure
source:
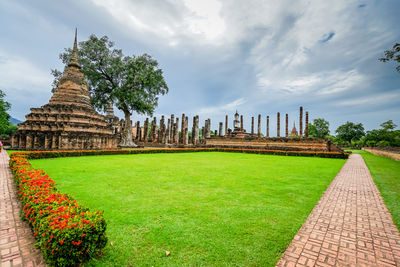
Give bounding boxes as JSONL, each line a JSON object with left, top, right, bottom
{"left": 136, "top": 106, "right": 343, "bottom": 152}
{"left": 290, "top": 123, "right": 299, "bottom": 136}
{"left": 12, "top": 31, "right": 119, "bottom": 150}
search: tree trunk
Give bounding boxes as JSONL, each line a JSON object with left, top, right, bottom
{"left": 119, "top": 110, "right": 137, "bottom": 147}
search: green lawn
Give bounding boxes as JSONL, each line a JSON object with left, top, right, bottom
{"left": 356, "top": 150, "right": 400, "bottom": 230}
{"left": 31, "top": 152, "right": 345, "bottom": 266}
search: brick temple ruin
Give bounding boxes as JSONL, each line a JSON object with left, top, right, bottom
{"left": 130, "top": 107, "right": 342, "bottom": 152}
{"left": 11, "top": 31, "right": 119, "bottom": 150}
{"left": 11, "top": 32, "right": 341, "bottom": 153}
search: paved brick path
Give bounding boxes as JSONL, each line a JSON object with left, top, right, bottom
{"left": 277, "top": 154, "right": 400, "bottom": 267}
{"left": 0, "top": 150, "right": 45, "bottom": 267}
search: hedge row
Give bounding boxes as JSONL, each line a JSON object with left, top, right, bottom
{"left": 9, "top": 153, "right": 107, "bottom": 266}
{"left": 13, "top": 147, "right": 349, "bottom": 159}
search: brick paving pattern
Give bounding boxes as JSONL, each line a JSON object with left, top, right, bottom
{"left": 276, "top": 154, "right": 400, "bottom": 267}
{"left": 0, "top": 150, "right": 45, "bottom": 267}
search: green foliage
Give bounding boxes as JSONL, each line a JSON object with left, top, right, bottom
{"left": 366, "top": 140, "right": 376, "bottom": 147}
{"left": 379, "top": 43, "right": 400, "bottom": 72}
{"left": 376, "top": 140, "right": 391, "bottom": 147}
{"left": 363, "top": 120, "right": 400, "bottom": 147}
{"left": 0, "top": 89, "right": 11, "bottom": 134}
{"left": 1, "top": 122, "right": 18, "bottom": 139}
{"left": 335, "top": 121, "right": 365, "bottom": 145}
{"left": 31, "top": 152, "right": 345, "bottom": 266}
{"left": 381, "top": 120, "right": 397, "bottom": 131}
{"left": 309, "top": 118, "right": 330, "bottom": 138}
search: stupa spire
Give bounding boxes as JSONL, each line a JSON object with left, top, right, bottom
{"left": 68, "top": 28, "right": 81, "bottom": 69}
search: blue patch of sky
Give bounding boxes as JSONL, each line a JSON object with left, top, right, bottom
{"left": 358, "top": 4, "right": 366, "bottom": 8}
{"left": 320, "top": 32, "right": 335, "bottom": 43}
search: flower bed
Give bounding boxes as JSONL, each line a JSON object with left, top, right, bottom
{"left": 9, "top": 153, "right": 107, "bottom": 266}
{"left": 13, "top": 147, "right": 349, "bottom": 159}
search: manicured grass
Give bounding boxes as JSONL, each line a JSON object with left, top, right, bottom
{"left": 356, "top": 150, "right": 400, "bottom": 230}
{"left": 31, "top": 152, "right": 345, "bottom": 266}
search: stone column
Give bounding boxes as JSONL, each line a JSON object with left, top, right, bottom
{"left": 192, "top": 116, "right": 195, "bottom": 144}
{"left": 205, "top": 119, "right": 211, "bottom": 138}
{"left": 167, "top": 118, "right": 171, "bottom": 143}
{"left": 26, "top": 134, "right": 32, "bottom": 150}
{"left": 299, "top": 106, "right": 303, "bottom": 137}
{"left": 58, "top": 135, "right": 63, "bottom": 149}
{"left": 19, "top": 135, "right": 24, "bottom": 149}
{"left": 251, "top": 117, "right": 254, "bottom": 136}
{"left": 201, "top": 127, "right": 205, "bottom": 141}
{"left": 160, "top": 116, "right": 165, "bottom": 144}
{"left": 45, "top": 135, "right": 50, "bottom": 149}
{"left": 51, "top": 135, "right": 56, "bottom": 149}
{"left": 184, "top": 116, "right": 189, "bottom": 145}
{"left": 194, "top": 115, "right": 199, "bottom": 145}
{"left": 305, "top": 111, "right": 309, "bottom": 138}
{"left": 285, "top": 114, "right": 288, "bottom": 137}
{"left": 33, "top": 135, "right": 39, "bottom": 150}
{"left": 240, "top": 115, "right": 243, "bottom": 131}
{"left": 257, "top": 114, "right": 261, "bottom": 137}
{"left": 136, "top": 121, "right": 141, "bottom": 141}
{"left": 151, "top": 117, "right": 157, "bottom": 142}
{"left": 170, "top": 114, "right": 175, "bottom": 143}
{"left": 181, "top": 114, "right": 185, "bottom": 144}
{"left": 174, "top": 118, "right": 179, "bottom": 144}
{"left": 11, "top": 135, "right": 18, "bottom": 148}
{"left": 277, "top": 112, "right": 280, "bottom": 137}
{"left": 61, "top": 134, "right": 69, "bottom": 149}
{"left": 225, "top": 115, "right": 228, "bottom": 136}
{"left": 144, "top": 118, "right": 149, "bottom": 142}
{"left": 267, "top": 116, "right": 270, "bottom": 137}
{"left": 219, "top": 122, "right": 223, "bottom": 136}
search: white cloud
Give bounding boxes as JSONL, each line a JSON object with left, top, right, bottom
{"left": 182, "top": 0, "right": 225, "bottom": 40}
{"left": 89, "top": 0, "right": 226, "bottom": 47}
{"left": 0, "top": 51, "right": 52, "bottom": 92}
{"left": 337, "top": 91, "right": 400, "bottom": 106}
{"left": 197, "top": 97, "right": 246, "bottom": 116}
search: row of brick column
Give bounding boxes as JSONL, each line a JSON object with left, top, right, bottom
{"left": 11, "top": 133, "right": 117, "bottom": 150}
{"left": 137, "top": 107, "right": 310, "bottom": 145}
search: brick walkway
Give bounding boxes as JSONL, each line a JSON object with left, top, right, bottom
{"left": 276, "top": 154, "right": 400, "bottom": 267}
{"left": 0, "top": 150, "right": 45, "bottom": 267}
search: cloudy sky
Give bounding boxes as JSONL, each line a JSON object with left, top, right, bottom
{"left": 1, "top": 0, "right": 399, "bottom": 135}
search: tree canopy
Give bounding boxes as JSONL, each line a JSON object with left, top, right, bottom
{"left": 52, "top": 34, "right": 169, "bottom": 146}
{"left": 308, "top": 118, "right": 330, "bottom": 138}
{"left": 379, "top": 43, "right": 400, "bottom": 72}
{"left": 363, "top": 120, "right": 400, "bottom": 147}
{"left": 380, "top": 120, "right": 397, "bottom": 131}
{"left": 335, "top": 121, "right": 365, "bottom": 145}
{"left": 0, "top": 89, "right": 11, "bottom": 135}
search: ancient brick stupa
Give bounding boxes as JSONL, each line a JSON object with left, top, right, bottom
{"left": 12, "top": 30, "right": 119, "bottom": 150}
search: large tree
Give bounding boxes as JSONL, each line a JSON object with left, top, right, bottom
{"left": 335, "top": 121, "right": 365, "bottom": 145}
{"left": 308, "top": 118, "right": 330, "bottom": 138}
{"left": 379, "top": 43, "right": 400, "bottom": 72}
{"left": 380, "top": 120, "right": 397, "bottom": 131}
{"left": 52, "top": 35, "right": 169, "bottom": 146}
{"left": 0, "top": 89, "right": 11, "bottom": 135}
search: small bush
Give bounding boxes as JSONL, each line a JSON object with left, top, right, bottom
{"left": 376, "top": 140, "right": 390, "bottom": 147}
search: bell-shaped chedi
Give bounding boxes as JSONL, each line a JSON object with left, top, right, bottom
{"left": 12, "top": 30, "right": 119, "bottom": 150}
